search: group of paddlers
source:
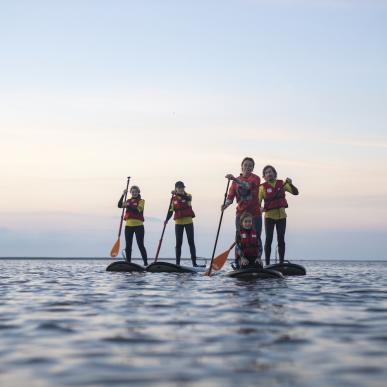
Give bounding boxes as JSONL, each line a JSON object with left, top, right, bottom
{"left": 117, "top": 156, "right": 299, "bottom": 269}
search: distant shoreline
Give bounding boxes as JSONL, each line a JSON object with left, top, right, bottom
{"left": 0, "top": 257, "right": 386, "bottom": 262}
{"left": 0, "top": 257, "right": 181, "bottom": 260}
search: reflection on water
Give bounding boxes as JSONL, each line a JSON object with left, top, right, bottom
{"left": 0, "top": 259, "right": 386, "bottom": 386}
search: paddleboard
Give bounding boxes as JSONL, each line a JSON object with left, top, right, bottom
{"left": 227, "top": 267, "right": 284, "bottom": 279}
{"left": 265, "top": 261, "right": 306, "bottom": 276}
{"left": 146, "top": 261, "right": 206, "bottom": 274}
{"left": 106, "top": 261, "right": 146, "bottom": 272}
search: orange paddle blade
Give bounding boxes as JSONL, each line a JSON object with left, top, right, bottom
{"left": 204, "top": 242, "right": 236, "bottom": 276}
{"left": 110, "top": 239, "right": 120, "bottom": 258}
{"left": 204, "top": 251, "right": 229, "bottom": 275}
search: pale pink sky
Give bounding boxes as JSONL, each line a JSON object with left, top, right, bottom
{"left": 1, "top": 0, "right": 386, "bottom": 259}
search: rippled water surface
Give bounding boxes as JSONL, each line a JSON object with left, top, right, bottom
{"left": 0, "top": 259, "right": 386, "bottom": 387}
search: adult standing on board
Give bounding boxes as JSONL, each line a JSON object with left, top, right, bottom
{"left": 165, "top": 181, "right": 202, "bottom": 267}
{"left": 221, "top": 157, "right": 262, "bottom": 238}
{"left": 118, "top": 185, "right": 148, "bottom": 266}
{"left": 259, "top": 165, "right": 299, "bottom": 266}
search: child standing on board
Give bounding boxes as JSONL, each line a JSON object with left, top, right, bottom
{"left": 118, "top": 185, "right": 148, "bottom": 266}
{"left": 166, "top": 181, "right": 202, "bottom": 267}
{"left": 234, "top": 212, "right": 263, "bottom": 270}
{"left": 259, "top": 165, "right": 299, "bottom": 266}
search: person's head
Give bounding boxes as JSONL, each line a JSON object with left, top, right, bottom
{"left": 262, "top": 165, "right": 277, "bottom": 181}
{"left": 241, "top": 157, "right": 255, "bottom": 176}
{"left": 175, "top": 181, "right": 185, "bottom": 194}
{"left": 240, "top": 212, "right": 253, "bottom": 230}
{"left": 130, "top": 185, "right": 140, "bottom": 198}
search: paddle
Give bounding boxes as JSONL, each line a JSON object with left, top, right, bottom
{"left": 154, "top": 195, "right": 174, "bottom": 262}
{"left": 205, "top": 178, "right": 231, "bottom": 276}
{"left": 110, "top": 176, "right": 131, "bottom": 258}
{"left": 204, "top": 242, "right": 236, "bottom": 276}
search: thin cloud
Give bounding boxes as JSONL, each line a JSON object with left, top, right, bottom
{"left": 244, "top": 0, "right": 385, "bottom": 7}
{"left": 332, "top": 139, "right": 387, "bottom": 149}
{"left": 227, "top": 128, "right": 387, "bottom": 150}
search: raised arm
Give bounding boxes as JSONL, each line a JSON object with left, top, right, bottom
{"left": 117, "top": 190, "right": 128, "bottom": 208}
{"left": 222, "top": 179, "right": 236, "bottom": 210}
{"left": 285, "top": 178, "right": 299, "bottom": 195}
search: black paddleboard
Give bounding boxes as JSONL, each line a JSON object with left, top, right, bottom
{"left": 146, "top": 261, "right": 206, "bottom": 274}
{"left": 265, "top": 261, "right": 306, "bottom": 276}
{"left": 227, "top": 267, "right": 284, "bottom": 279}
{"left": 106, "top": 261, "right": 146, "bottom": 272}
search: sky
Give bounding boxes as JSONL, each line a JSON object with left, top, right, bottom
{"left": 1, "top": 0, "right": 387, "bottom": 260}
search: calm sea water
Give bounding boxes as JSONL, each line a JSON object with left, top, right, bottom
{"left": 0, "top": 259, "right": 386, "bottom": 387}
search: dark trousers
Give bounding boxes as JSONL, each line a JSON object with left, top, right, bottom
{"left": 235, "top": 256, "right": 263, "bottom": 270}
{"left": 264, "top": 218, "right": 286, "bottom": 265}
{"left": 175, "top": 223, "right": 196, "bottom": 265}
{"left": 124, "top": 225, "right": 148, "bottom": 265}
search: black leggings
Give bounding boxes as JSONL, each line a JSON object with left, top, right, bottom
{"left": 124, "top": 225, "right": 148, "bottom": 265}
{"left": 235, "top": 256, "right": 262, "bottom": 270}
{"left": 264, "top": 218, "right": 286, "bottom": 265}
{"left": 175, "top": 223, "right": 196, "bottom": 265}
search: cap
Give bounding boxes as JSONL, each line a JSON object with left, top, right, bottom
{"left": 175, "top": 181, "right": 185, "bottom": 188}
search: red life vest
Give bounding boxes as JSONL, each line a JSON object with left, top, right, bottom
{"left": 173, "top": 195, "right": 195, "bottom": 220}
{"left": 228, "top": 173, "right": 261, "bottom": 216}
{"left": 262, "top": 180, "right": 288, "bottom": 211}
{"left": 123, "top": 197, "right": 144, "bottom": 221}
{"left": 239, "top": 229, "right": 259, "bottom": 259}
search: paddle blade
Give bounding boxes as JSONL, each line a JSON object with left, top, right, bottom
{"left": 204, "top": 250, "right": 230, "bottom": 276}
{"left": 110, "top": 239, "right": 120, "bottom": 258}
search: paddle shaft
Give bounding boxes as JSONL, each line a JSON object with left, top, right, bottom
{"left": 154, "top": 195, "right": 174, "bottom": 262}
{"left": 117, "top": 176, "right": 131, "bottom": 238}
{"left": 207, "top": 179, "right": 231, "bottom": 276}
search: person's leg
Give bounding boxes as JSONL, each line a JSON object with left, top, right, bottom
{"left": 254, "top": 215, "right": 263, "bottom": 257}
{"left": 185, "top": 223, "right": 198, "bottom": 266}
{"left": 134, "top": 225, "right": 148, "bottom": 265}
{"left": 247, "top": 257, "right": 258, "bottom": 268}
{"left": 264, "top": 218, "right": 275, "bottom": 265}
{"left": 234, "top": 215, "right": 240, "bottom": 259}
{"left": 233, "top": 257, "right": 241, "bottom": 270}
{"left": 254, "top": 215, "right": 262, "bottom": 237}
{"left": 235, "top": 215, "right": 240, "bottom": 231}
{"left": 124, "top": 226, "right": 135, "bottom": 262}
{"left": 276, "top": 218, "right": 287, "bottom": 264}
{"left": 175, "top": 224, "right": 184, "bottom": 265}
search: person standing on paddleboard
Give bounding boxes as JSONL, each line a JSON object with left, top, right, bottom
{"left": 221, "top": 157, "right": 262, "bottom": 239}
{"left": 165, "top": 181, "right": 201, "bottom": 267}
{"left": 233, "top": 212, "right": 263, "bottom": 270}
{"left": 118, "top": 185, "right": 148, "bottom": 266}
{"left": 259, "top": 165, "right": 299, "bottom": 266}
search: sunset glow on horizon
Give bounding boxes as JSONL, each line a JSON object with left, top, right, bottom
{"left": 1, "top": 0, "right": 386, "bottom": 259}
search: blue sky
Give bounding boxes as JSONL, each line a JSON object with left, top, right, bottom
{"left": 1, "top": 0, "right": 386, "bottom": 259}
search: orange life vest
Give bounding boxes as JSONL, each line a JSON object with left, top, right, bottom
{"left": 262, "top": 180, "right": 288, "bottom": 211}
{"left": 123, "top": 197, "right": 144, "bottom": 221}
{"left": 173, "top": 195, "right": 195, "bottom": 220}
